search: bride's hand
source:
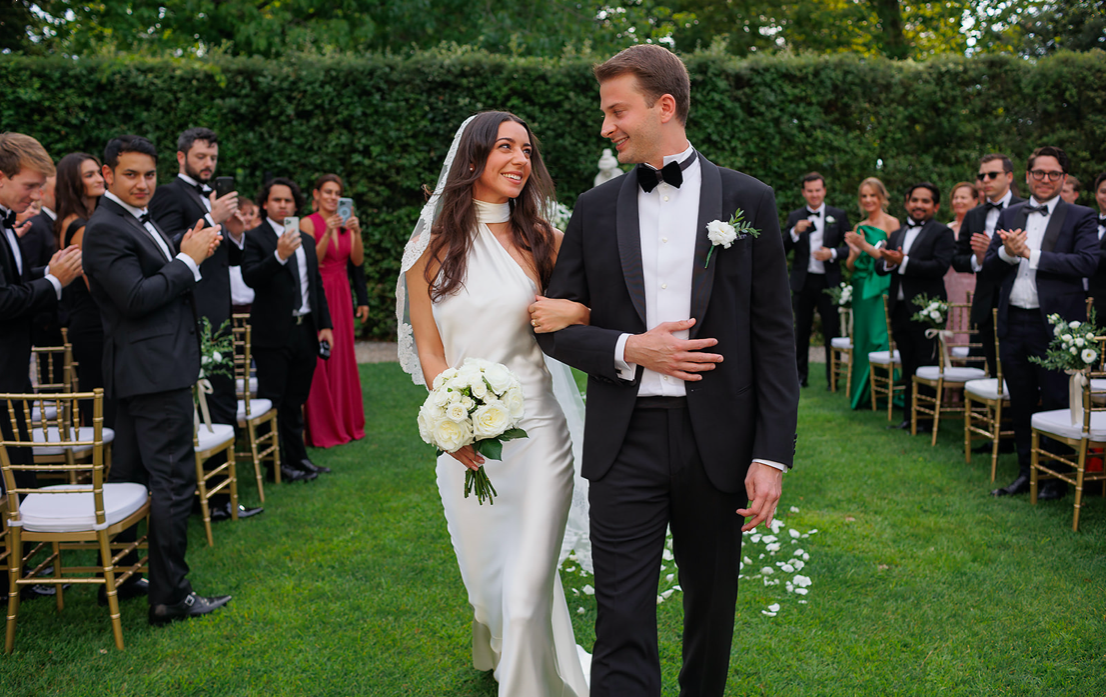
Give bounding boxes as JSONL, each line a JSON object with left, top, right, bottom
{"left": 449, "top": 445, "right": 484, "bottom": 471}
{"left": 528, "top": 296, "right": 590, "bottom": 333}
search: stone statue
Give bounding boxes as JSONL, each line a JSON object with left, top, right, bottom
{"left": 593, "top": 148, "right": 624, "bottom": 188}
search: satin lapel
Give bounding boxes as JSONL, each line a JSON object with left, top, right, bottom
{"left": 1011, "top": 205, "right": 1029, "bottom": 236}
{"left": 690, "top": 153, "right": 723, "bottom": 340}
{"left": 616, "top": 168, "right": 646, "bottom": 328}
{"left": 0, "top": 228, "right": 16, "bottom": 281}
{"left": 182, "top": 181, "right": 212, "bottom": 224}
{"left": 1041, "top": 200, "right": 1068, "bottom": 254}
{"left": 119, "top": 209, "right": 174, "bottom": 262}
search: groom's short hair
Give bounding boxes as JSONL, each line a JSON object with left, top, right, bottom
{"left": 594, "top": 45, "right": 690, "bottom": 126}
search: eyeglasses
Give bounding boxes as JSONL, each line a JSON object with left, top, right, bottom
{"left": 1029, "top": 170, "right": 1065, "bottom": 182}
{"left": 976, "top": 171, "right": 1003, "bottom": 181}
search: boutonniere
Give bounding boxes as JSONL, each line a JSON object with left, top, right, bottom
{"left": 826, "top": 215, "right": 837, "bottom": 225}
{"left": 705, "top": 209, "right": 760, "bottom": 268}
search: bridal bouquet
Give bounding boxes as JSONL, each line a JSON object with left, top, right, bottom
{"left": 1029, "top": 313, "right": 1104, "bottom": 372}
{"left": 417, "top": 358, "right": 528, "bottom": 505}
{"left": 823, "top": 282, "right": 853, "bottom": 309}
{"left": 910, "top": 294, "right": 948, "bottom": 330}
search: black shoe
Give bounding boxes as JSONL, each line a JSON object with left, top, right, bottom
{"left": 800, "top": 380, "right": 809, "bottom": 388}
{"left": 98, "top": 578, "right": 149, "bottom": 607}
{"left": 991, "top": 474, "right": 1031, "bottom": 497}
{"left": 22, "top": 584, "right": 57, "bottom": 600}
{"left": 274, "top": 464, "right": 310, "bottom": 482}
{"left": 209, "top": 503, "right": 264, "bottom": 522}
{"left": 300, "top": 459, "right": 331, "bottom": 475}
{"left": 1037, "top": 480, "right": 1068, "bottom": 501}
{"left": 149, "top": 592, "right": 231, "bottom": 626}
{"left": 889, "top": 420, "right": 912, "bottom": 430}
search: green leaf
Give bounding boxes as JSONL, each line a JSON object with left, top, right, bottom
{"left": 498, "top": 428, "right": 528, "bottom": 442}
{"left": 474, "top": 438, "right": 503, "bottom": 461}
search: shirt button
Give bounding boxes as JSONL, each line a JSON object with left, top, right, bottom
{"left": 661, "top": 283, "right": 668, "bottom": 290}
{"left": 663, "top": 196, "right": 669, "bottom": 202}
{"left": 661, "top": 237, "right": 668, "bottom": 243}
{"left": 663, "top": 376, "right": 670, "bottom": 381}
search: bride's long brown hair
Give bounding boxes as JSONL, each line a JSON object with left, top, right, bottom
{"left": 426, "top": 111, "right": 557, "bottom": 301}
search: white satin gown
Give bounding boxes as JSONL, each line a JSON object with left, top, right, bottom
{"left": 431, "top": 201, "right": 590, "bottom": 696}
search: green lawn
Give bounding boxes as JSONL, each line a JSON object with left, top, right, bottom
{"left": 2, "top": 363, "right": 1104, "bottom": 696}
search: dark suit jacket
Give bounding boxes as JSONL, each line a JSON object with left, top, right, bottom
{"left": 951, "top": 196, "right": 1024, "bottom": 326}
{"left": 20, "top": 211, "right": 57, "bottom": 268}
{"left": 980, "top": 199, "right": 1099, "bottom": 337}
{"left": 1087, "top": 229, "right": 1106, "bottom": 319}
{"left": 82, "top": 197, "right": 201, "bottom": 400}
{"left": 0, "top": 226, "right": 58, "bottom": 392}
{"left": 874, "top": 219, "right": 955, "bottom": 314}
{"left": 537, "top": 154, "right": 799, "bottom": 493}
{"left": 240, "top": 221, "right": 332, "bottom": 349}
{"left": 149, "top": 176, "right": 242, "bottom": 331}
{"left": 782, "top": 205, "right": 850, "bottom": 290}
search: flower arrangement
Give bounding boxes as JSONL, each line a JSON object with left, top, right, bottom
{"left": 417, "top": 357, "right": 528, "bottom": 505}
{"left": 910, "top": 294, "right": 948, "bottom": 329}
{"left": 823, "top": 282, "right": 853, "bottom": 309}
{"left": 1030, "top": 313, "right": 1104, "bottom": 372}
{"left": 704, "top": 209, "right": 759, "bottom": 267}
{"left": 197, "top": 318, "right": 234, "bottom": 380}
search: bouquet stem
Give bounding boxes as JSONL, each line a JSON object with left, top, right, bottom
{"left": 464, "top": 465, "right": 498, "bottom": 505}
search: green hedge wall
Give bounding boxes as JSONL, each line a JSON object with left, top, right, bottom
{"left": 2, "top": 50, "right": 1104, "bottom": 339}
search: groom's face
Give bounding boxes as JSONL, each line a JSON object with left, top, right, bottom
{"left": 599, "top": 73, "right": 663, "bottom": 166}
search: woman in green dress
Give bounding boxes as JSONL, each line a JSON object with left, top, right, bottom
{"left": 844, "top": 177, "right": 901, "bottom": 410}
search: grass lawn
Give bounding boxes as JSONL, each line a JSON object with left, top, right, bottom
{"left": 2, "top": 362, "right": 1104, "bottom": 696}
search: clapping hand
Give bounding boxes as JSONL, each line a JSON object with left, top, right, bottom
{"left": 180, "top": 218, "right": 222, "bottom": 265}
{"left": 47, "top": 245, "right": 83, "bottom": 287}
{"left": 812, "top": 247, "right": 833, "bottom": 262}
{"left": 970, "top": 232, "right": 991, "bottom": 264}
{"left": 882, "top": 247, "right": 904, "bottom": 266}
{"left": 998, "top": 229, "right": 1029, "bottom": 259}
{"left": 844, "top": 230, "right": 863, "bottom": 253}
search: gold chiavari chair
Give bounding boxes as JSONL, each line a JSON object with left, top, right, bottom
{"left": 964, "top": 309, "right": 1013, "bottom": 480}
{"left": 192, "top": 381, "right": 239, "bottom": 547}
{"left": 868, "top": 295, "right": 903, "bottom": 420}
{"left": 829, "top": 307, "right": 853, "bottom": 395}
{"left": 232, "top": 314, "right": 280, "bottom": 496}
{"left": 1, "top": 389, "right": 149, "bottom": 651}
{"left": 911, "top": 301, "right": 987, "bottom": 445}
{"left": 1029, "top": 337, "right": 1106, "bottom": 531}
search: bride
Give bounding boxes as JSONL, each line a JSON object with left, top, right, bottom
{"left": 397, "top": 111, "right": 591, "bottom": 696}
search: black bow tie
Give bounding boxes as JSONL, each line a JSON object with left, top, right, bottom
{"left": 139, "top": 213, "right": 152, "bottom": 225}
{"left": 193, "top": 181, "right": 211, "bottom": 198}
{"left": 638, "top": 155, "right": 693, "bottom": 193}
{"left": 985, "top": 201, "right": 1004, "bottom": 211}
{"left": 1099, "top": 216, "right": 1106, "bottom": 227}
{"left": 1025, "top": 204, "right": 1050, "bottom": 216}
{"left": 807, "top": 210, "right": 821, "bottom": 218}
{"left": 907, "top": 219, "right": 924, "bottom": 229}
{"left": 1, "top": 209, "right": 14, "bottom": 229}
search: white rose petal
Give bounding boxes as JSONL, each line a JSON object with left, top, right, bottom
{"left": 582, "top": 585, "right": 594, "bottom": 595}
{"left": 657, "top": 596, "right": 665, "bottom": 605}
{"left": 577, "top": 607, "right": 585, "bottom": 614}
{"left": 761, "top": 567, "right": 774, "bottom": 575}
{"left": 445, "top": 402, "right": 469, "bottom": 423}
{"left": 663, "top": 549, "right": 674, "bottom": 561}
{"left": 666, "top": 574, "right": 674, "bottom": 582}
{"left": 789, "top": 528, "right": 801, "bottom": 538}
{"left": 766, "top": 543, "right": 781, "bottom": 553}
{"left": 431, "top": 415, "right": 473, "bottom": 452}
{"left": 795, "top": 588, "right": 809, "bottom": 595}
{"left": 1070, "top": 321, "right": 1082, "bottom": 329}
{"left": 794, "top": 549, "right": 805, "bottom": 556}
{"left": 706, "top": 220, "right": 738, "bottom": 248}
{"left": 483, "top": 363, "right": 513, "bottom": 394}
{"left": 768, "top": 603, "right": 781, "bottom": 612}
{"left": 789, "top": 506, "right": 800, "bottom": 513}
{"left": 794, "top": 575, "right": 812, "bottom": 587}
{"left": 472, "top": 401, "right": 510, "bottom": 439}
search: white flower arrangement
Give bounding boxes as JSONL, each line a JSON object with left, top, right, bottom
{"left": 1032, "top": 313, "right": 1104, "bottom": 372}
{"left": 418, "top": 357, "right": 528, "bottom": 504}
{"left": 823, "top": 282, "right": 852, "bottom": 309}
{"left": 909, "top": 294, "right": 948, "bottom": 329}
{"left": 704, "top": 208, "right": 759, "bottom": 268}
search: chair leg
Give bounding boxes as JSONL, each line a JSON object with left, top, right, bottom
{"left": 196, "top": 455, "right": 214, "bottom": 547}
{"left": 931, "top": 380, "right": 943, "bottom": 447}
{"left": 1074, "top": 445, "right": 1087, "bottom": 532}
{"left": 991, "top": 401, "right": 1003, "bottom": 482}
{"left": 5, "top": 526, "right": 22, "bottom": 653}
{"left": 888, "top": 368, "right": 897, "bottom": 422}
{"left": 1030, "top": 431, "right": 1040, "bottom": 504}
{"left": 964, "top": 396, "right": 972, "bottom": 463}
{"left": 229, "top": 445, "right": 239, "bottom": 522}
{"left": 829, "top": 351, "right": 837, "bottom": 392}
{"left": 845, "top": 352, "right": 853, "bottom": 400}
{"left": 247, "top": 422, "right": 265, "bottom": 504}
{"left": 53, "top": 541, "right": 63, "bottom": 613}
{"left": 911, "top": 379, "right": 918, "bottom": 436}
{"left": 98, "top": 531, "right": 124, "bottom": 650}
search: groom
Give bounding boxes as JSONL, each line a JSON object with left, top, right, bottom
{"left": 537, "top": 45, "right": 799, "bottom": 697}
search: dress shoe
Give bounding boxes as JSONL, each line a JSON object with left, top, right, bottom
{"left": 889, "top": 420, "right": 912, "bottom": 430}
{"left": 209, "top": 503, "right": 264, "bottom": 522}
{"left": 1037, "top": 480, "right": 1068, "bottom": 501}
{"left": 991, "top": 474, "right": 1031, "bottom": 497}
{"left": 149, "top": 592, "right": 231, "bottom": 626}
{"left": 800, "top": 380, "right": 809, "bottom": 388}
{"left": 98, "top": 578, "right": 149, "bottom": 607}
{"left": 272, "top": 464, "right": 310, "bottom": 482}
{"left": 300, "top": 459, "right": 331, "bottom": 475}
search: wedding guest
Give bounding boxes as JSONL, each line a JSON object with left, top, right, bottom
{"left": 875, "top": 183, "right": 954, "bottom": 431}
{"left": 944, "top": 182, "right": 979, "bottom": 314}
{"left": 951, "top": 154, "right": 1024, "bottom": 377}
{"left": 783, "top": 172, "right": 850, "bottom": 388}
{"left": 843, "top": 177, "right": 899, "bottom": 410}
{"left": 1061, "top": 174, "right": 1081, "bottom": 204}
{"left": 1090, "top": 172, "right": 1106, "bottom": 315}
{"left": 231, "top": 197, "right": 258, "bottom": 315}
{"left": 241, "top": 177, "right": 333, "bottom": 481}
{"left": 54, "top": 152, "right": 113, "bottom": 426}
{"left": 21, "top": 170, "right": 63, "bottom": 350}
{"left": 301, "top": 174, "right": 365, "bottom": 448}
{"left": 982, "top": 146, "right": 1098, "bottom": 500}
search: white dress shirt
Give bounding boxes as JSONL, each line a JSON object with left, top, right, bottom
{"left": 268, "top": 217, "right": 311, "bottom": 316}
{"left": 611, "top": 143, "right": 787, "bottom": 473}
{"left": 103, "top": 191, "right": 201, "bottom": 282}
{"left": 178, "top": 173, "right": 215, "bottom": 226}
{"left": 789, "top": 204, "right": 835, "bottom": 273}
{"left": 885, "top": 220, "right": 926, "bottom": 300}
{"left": 1000, "top": 196, "right": 1059, "bottom": 309}
{"left": 41, "top": 206, "right": 56, "bottom": 222}
{"left": 1097, "top": 213, "right": 1105, "bottom": 241}
{"left": 970, "top": 189, "right": 1014, "bottom": 273}
{"left": 1, "top": 204, "right": 62, "bottom": 299}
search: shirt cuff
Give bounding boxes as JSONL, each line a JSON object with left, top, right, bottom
{"left": 1029, "top": 249, "right": 1041, "bottom": 270}
{"left": 971, "top": 255, "right": 983, "bottom": 273}
{"left": 829, "top": 248, "right": 837, "bottom": 262}
{"left": 43, "top": 273, "right": 62, "bottom": 300}
{"left": 789, "top": 228, "right": 800, "bottom": 243}
{"left": 898, "top": 255, "right": 909, "bottom": 274}
{"left": 175, "top": 253, "right": 202, "bottom": 282}
{"left": 614, "top": 333, "right": 636, "bottom": 381}
{"left": 753, "top": 459, "right": 788, "bottom": 473}
{"left": 274, "top": 249, "right": 289, "bottom": 265}
{"left": 998, "top": 247, "right": 1019, "bottom": 265}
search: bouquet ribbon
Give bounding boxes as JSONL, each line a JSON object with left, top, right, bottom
{"left": 924, "top": 328, "right": 954, "bottom": 371}
{"left": 1065, "top": 369, "right": 1088, "bottom": 427}
{"left": 194, "top": 378, "right": 215, "bottom": 434}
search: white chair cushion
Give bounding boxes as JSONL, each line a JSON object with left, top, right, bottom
{"left": 30, "top": 404, "right": 58, "bottom": 422}
{"left": 235, "top": 377, "right": 258, "bottom": 395}
{"left": 868, "top": 350, "right": 900, "bottom": 365}
{"left": 951, "top": 346, "right": 970, "bottom": 358}
{"left": 1031, "top": 408, "right": 1106, "bottom": 441}
{"left": 964, "top": 378, "right": 1009, "bottom": 400}
{"left": 195, "top": 423, "right": 235, "bottom": 451}
{"left": 1091, "top": 379, "right": 1106, "bottom": 391}
{"left": 831, "top": 337, "right": 852, "bottom": 350}
{"left": 31, "top": 426, "right": 115, "bottom": 456}
{"left": 914, "top": 366, "right": 987, "bottom": 382}
{"left": 20, "top": 483, "right": 148, "bottom": 533}
{"left": 236, "top": 398, "right": 273, "bottom": 422}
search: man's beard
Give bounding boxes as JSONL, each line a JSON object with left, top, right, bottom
{"left": 185, "top": 162, "right": 213, "bottom": 183}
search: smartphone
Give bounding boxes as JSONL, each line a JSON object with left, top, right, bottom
{"left": 213, "top": 176, "right": 235, "bottom": 199}
{"left": 337, "top": 197, "right": 353, "bottom": 223}
{"left": 283, "top": 216, "right": 300, "bottom": 236}
{"left": 318, "top": 340, "right": 332, "bottom": 360}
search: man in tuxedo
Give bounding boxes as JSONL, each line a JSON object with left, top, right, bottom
{"left": 783, "top": 172, "right": 850, "bottom": 387}
{"left": 82, "top": 135, "right": 231, "bottom": 624}
{"left": 1061, "top": 175, "right": 1081, "bottom": 205}
{"left": 536, "top": 45, "right": 798, "bottom": 697}
{"left": 149, "top": 127, "right": 260, "bottom": 520}
{"left": 241, "top": 177, "right": 333, "bottom": 482}
{"left": 1089, "top": 173, "right": 1106, "bottom": 314}
{"left": 20, "top": 170, "right": 65, "bottom": 350}
{"left": 982, "top": 146, "right": 1099, "bottom": 500}
{"left": 875, "top": 183, "right": 955, "bottom": 431}
{"left": 952, "top": 154, "right": 1024, "bottom": 377}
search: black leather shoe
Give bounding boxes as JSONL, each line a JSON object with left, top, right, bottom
{"left": 210, "top": 503, "right": 264, "bottom": 522}
{"left": 800, "top": 380, "right": 809, "bottom": 388}
{"left": 889, "top": 420, "right": 912, "bottom": 430}
{"left": 149, "top": 592, "right": 231, "bottom": 626}
{"left": 300, "top": 459, "right": 331, "bottom": 474}
{"left": 274, "top": 464, "right": 309, "bottom": 482}
{"left": 1037, "top": 480, "right": 1068, "bottom": 501}
{"left": 98, "top": 578, "right": 149, "bottom": 607}
{"left": 991, "top": 474, "right": 1031, "bottom": 497}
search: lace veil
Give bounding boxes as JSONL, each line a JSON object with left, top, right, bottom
{"left": 394, "top": 116, "right": 592, "bottom": 573}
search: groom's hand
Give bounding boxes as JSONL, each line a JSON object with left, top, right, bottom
{"left": 738, "top": 462, "right": 783, "bottom": 532}
{"left": 624, "top": 319, "right": 722, "bottom": 381}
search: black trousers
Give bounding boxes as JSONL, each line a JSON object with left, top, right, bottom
{"left": 589, "top": 400, "right": 744, "bottom": 697}
{"left": 254, "top": 320, "right": 318, "bottom": 468}
{"left": 793, "top": 274, "right": 838, "bottom": 384}
{"left": 110, "top": 387, "right": 196, "bottom": 606}
{"left": 1001, "top": 307, "right": 1068, "bottom": 475}
{"left": 890, "top": 302, "right": 937, "bottom": 423}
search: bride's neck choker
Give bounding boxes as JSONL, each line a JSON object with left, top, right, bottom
{"left": 474, "top": 199, "right": 511, "bottom": 224}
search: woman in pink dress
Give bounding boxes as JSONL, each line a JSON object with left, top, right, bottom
{"left": 301, "top": 174, "right": 366, "bottom": 447}
{"left": 944, "top": 181, "right": 979, "bottom": 343}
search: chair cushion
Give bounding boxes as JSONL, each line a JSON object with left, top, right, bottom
{"left": 30, "top": 404, "right": 58, "bottom": 422}
{"left": 1031, "top": 408, "right": 1106, "bottom": 441}
{"left": 830, "top": 337, "right": 852, "bottom": 350}
{"left": 915, "top": 366, "right": 987, "bottom": 382}
{"left": 235, "top": 377, "right": 258, "bottom": 395}
{"left": 868, "top": 350, "right": 901, "bottom": 365}
{"left": 236, "top": 398, "right": 273, "bottom": 422}
{"left": 964, "top": 378, "right": 1009, "bottom": 400}
{"left": 196, "top": 423, "right": 235, "bottom": 451}
{"left": 951, "top": 346, "right": 970, "bottom": 358}
{"left": 31, "top": 426, "right": 115, "bottom": 456}
{"left": 20, "top": 483, "right": 148, "bottom": 533}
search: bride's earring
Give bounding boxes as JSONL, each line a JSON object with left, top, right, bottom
{"left": 469, "top": 166, "right": 474, "bottom": 172}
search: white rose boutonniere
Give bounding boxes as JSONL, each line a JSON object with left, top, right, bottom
{"left": 826, "top": 215, "right": 837, "bottom": 225}
{"left": 704, "top": 208, "right": 760, "bottom": 268}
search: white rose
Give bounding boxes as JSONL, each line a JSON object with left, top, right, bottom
{"left": 930, "top": 310, "right": 941, "bottom": 321}
{"left": 1062, "top": 334, "right": 1073, "bottom": 343}
{"left": 417, "top": 403, "right": 441, "bottom": 445}
{"left": 1087, "top": 333, "right": 1096, "bottom": 341}
{"left": 826, "top": 216, "right": 836, "bottom": 224}
{"left": 472, "top": 401, "right": 511, "bottom": 439}
{"left": 445, "top": 402, "right": 469, "bottom": 423}
{"left": 449, "top": 390, "right": 463, "bottom": 404}
{"left": 1083, "top": 348, "right": 1098, "bottom": 364}
{"left": 212, "top": 351, "right": 223, "bottom": 363}
{"left": 432, "top": 416, "right": 473, "bottom": 453}
{"left": 503, "top": 387, "right": 525, "bottom": 421}
{"left": 433, "top": 368, "right": 458, "bottom": 391}
{"left": 461, "top": 395, "right": 475, "bottom": 410}
{"left": 706, "top": 220, "right": 737, "bottom": 248}
{"left": 471, "top": 379, "right": 488, "bottom": 400}
{"left": 483, "top": 363, "right": 513, "bottom": 395}
{"left": 1070, "top": 321, "right": 1082, "bottom": 329}
{"left": 432, "top": 388, "right": 451, "bottom": 407}
{"left": 1054, "top": 325, "right": 1063, "bottom": 337}
{"left": 1070, "top": 347, "right": 1079, "bottom": 355}
{"left": 1076, "top": 337, "right": 1085, "bottom": 347}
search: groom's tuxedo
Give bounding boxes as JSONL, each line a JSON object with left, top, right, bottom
{"left": 539, "top": 149, "right": 798, "bottom": 697}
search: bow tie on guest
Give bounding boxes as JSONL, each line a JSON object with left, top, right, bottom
{"left": 807, "top": 210, "right": 822, "bottom": 219}
{"left": 1024, "top": 203, "right": 1050, "bottom": 216}
{"left": 638, "top": 154, "right": 694, "bottom": 193}
{"left": 984, "top": 201, "right": 1005, "bottom": 211}
{"left": 1, "top": 208, "right": 14, "bottom": 229}
{"left": 192, "top": 182, "right": 212, "bottom": 198}
{"left": 906, "top": 219, "right": 924, "bottom": 229}
{"left": 139, "top": 213, "right": 152, "bottom": 225}
{"left": 1098, "top": 216, "right": 1106, "bottom": 227}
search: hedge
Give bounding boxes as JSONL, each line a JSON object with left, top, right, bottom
{"left": 2, "top": 50, "right": 1104, "bottom": 339}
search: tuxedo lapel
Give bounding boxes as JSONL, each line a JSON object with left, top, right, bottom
{"left": 689, "top": 153, "right": 723, "bottom": 340}
{"left": 1012, "top": 205, "right": 1029, "bottom": 236}
{"left": 617, "top": 168, "right": 646, "bottom": 327}
{"left": 180, "top": 180, "right": 212, "bottom": 224}
{"left": 113, "top": 203, "right": 174, "bottom": 262}
{"left": 1041, "top": 200, "right": 1068, "bottom": 254}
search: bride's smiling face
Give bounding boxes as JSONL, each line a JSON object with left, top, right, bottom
{"left": 471, "top": 121, "right": 532, "bottom": 204}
